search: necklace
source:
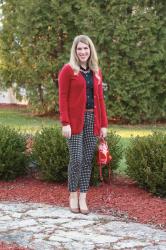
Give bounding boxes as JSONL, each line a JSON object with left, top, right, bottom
{"left": 80, "top": 66, "right": 90, "bottom": 74}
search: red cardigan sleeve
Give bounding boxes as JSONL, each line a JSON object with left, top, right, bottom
{"left": 98, "top": 69, "right": 108, "bottom": 128}
{"left": 58, "top": 64, "right": 72, "bottom": 125}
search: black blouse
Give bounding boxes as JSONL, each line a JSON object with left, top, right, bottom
{"left": 80, "top": 66, "right": 94, "bottom": 109}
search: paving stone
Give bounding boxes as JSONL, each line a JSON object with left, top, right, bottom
{"left": 113, "top": 239, "right": 149, "bottom": 249}
{"left": 0, "top": 201, "right": 166, "bottom": 250}
{"left": 62, "top": 219, "right": 96, "bottom": 228}
{"left": 4, "top": 218, "right": 38, "bottom": 230}
{"left": 143, "top": 246, "right": 166, "bottom": 250}
{"left": 65, "top": 241, "right": 95, "bottom": 250}
{"left": 38, "top": 217, "right": 71, "bottom": 225}
{"left": 29, "top": 239, "right": 60, "bottom": 250}
{"left": 22, "top": 225, "right": 46, "bottom": 233}
{"left": 10, "top": 212, "right": 23, "bottom": 219}
{"left": 0, "top": 215, "right": 11, "bottom": 221}
{"left": 103, "top": 221, "right": 166, "bottom": 241}
{"left": 0, "top": 231, "right": 32, "bottom": 246}
{"left": 0, "top": 203, "right": 31, "bottom": 212}
{"left": 49, "top": 235, "right": 73, "bottom": 243}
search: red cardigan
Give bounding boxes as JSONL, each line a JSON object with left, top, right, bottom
{"left": 58, "top": 64, "right": 108, "bottom": 136}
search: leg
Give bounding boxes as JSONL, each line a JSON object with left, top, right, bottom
{"left": 66, "top": 133, "right": 83, "bottom": 213}
{"left": 79, "top": 112, "right": 97, "bottom": 214}
{"left": 66, "top": 132, "right": 83, "bottom": 192}
{"left": 79, "top": 112, "right": 97, "bottom": 193}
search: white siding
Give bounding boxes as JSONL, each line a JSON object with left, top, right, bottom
{"left": 0, "top": 88, "right": 28, "bottom": 105}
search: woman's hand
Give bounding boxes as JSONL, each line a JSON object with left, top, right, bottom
{"left": 62, "top": 125, "right": 71, "bottom": 139}
{"left": 100, "top": 127, "right": 107, "bottom": 138}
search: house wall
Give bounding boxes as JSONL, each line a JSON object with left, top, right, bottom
{"left": 0, "top": 88, "right": 28, "bottom": 105}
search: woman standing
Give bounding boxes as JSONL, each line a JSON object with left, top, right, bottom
{"left": 58, "top": 35, "right": 108, "bottom": 214}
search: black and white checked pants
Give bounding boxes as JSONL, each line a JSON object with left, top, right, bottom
{"left": 66, "top": 112, "right": 97, "bottom": 193}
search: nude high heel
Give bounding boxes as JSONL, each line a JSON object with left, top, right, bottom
{"left": 79, "top": 192, "right": 89, "bottom": 215}
{"left": 69, "top": 192, "right": 79, "bottom": 213}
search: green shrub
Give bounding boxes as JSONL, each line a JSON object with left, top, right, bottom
{"left": 91, "top": 131, "right": 123, "bottom": 186}
{"left": 32, "top": 126, "right": 69, "bottom": 182}
{"left": 0, "top": 125, "right": 27, "bottom": 180}
{"left": 126, "top": 132, "right": 166, "bottom": 197}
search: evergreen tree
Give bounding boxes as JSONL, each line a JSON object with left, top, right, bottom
{"left": 93, "top": 0, "right": 166, "bottom": 123}
{"left": 0, "top": 0, "right": 165, "bottom": 122}
{"left": 0, "top": 0, "right": 99, "bottom": 112}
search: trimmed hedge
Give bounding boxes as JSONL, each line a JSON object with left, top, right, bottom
{"left": 32, "top": 127, "right": 123, "bottom": 185}
{"left": 126, "top": 132, "right": 166, "bottom": 197}
{"left": 0, "top": 125, "right": 27, "bottom": 180}
{"left": 32, "top": 126, "right": 69, "bottom": 182}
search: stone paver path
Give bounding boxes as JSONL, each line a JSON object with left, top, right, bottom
{"left": 0, "top": 201, "right": 166, "bottom": 250}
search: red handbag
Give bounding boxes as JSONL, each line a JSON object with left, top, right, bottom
{"left": 97, "top": 137, "right": 112, "bottom": 181}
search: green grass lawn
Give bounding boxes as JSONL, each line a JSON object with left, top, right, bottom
{"left": 0, "top": 108, "right": 59, "bottom": 133}
{"left": 1, "top": 107, "right": 165, "bottom": 174}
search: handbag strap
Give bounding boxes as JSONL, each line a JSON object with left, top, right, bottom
{"left": 99, "top": 136, "right": 106, "bottom": 143}
{"left": 99, "top": 136, "right": 108, "bottom": 147}
{"left": 99, "top": 162, "right": 111, "bottom": 182}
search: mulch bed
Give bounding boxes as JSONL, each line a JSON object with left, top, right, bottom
{"left": 0, "top": 242, "right": 30, "bottom": 250}
{"left": 0, "top": 175, "right": 166, "bottom": 231}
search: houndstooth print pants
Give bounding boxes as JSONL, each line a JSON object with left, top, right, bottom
{"left": 66, "top": 112, "right": 97, "bottom": 193}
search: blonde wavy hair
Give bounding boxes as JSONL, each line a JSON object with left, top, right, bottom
{"left": 69, "top": 35, "right": 99, "bottom": 75}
